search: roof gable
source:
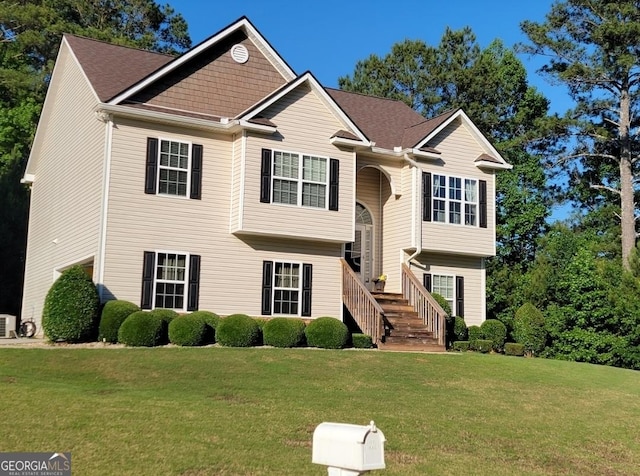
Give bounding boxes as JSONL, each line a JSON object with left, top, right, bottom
{"left": 64, "top": 35, "right": 173, "bottom": 102}
{"left": 241, "top": 73, "right": 369, "bottom": 144}
{"left": 109, "top": 17, "right": 296, "bottom": 107}
{"left": 126, "top": 29, "right": 288, "bottom": 119}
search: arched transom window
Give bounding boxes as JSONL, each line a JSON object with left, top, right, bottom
{"left": 356, "top": 203, "right": 373, "bottom": 225}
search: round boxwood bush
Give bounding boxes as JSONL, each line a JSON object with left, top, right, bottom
{"left": 189, "top": 310, "right": 220, "bottom": 344}
{"left": 305, "top": 317, "right": 349, "bottom": 349}
{"left": 513, "top": 302, "right": 547, "bottom": 356}
{"left": 352, "top": 333, "right": 373, "bottom": 349}
{"left": 468, "top": 325, "right": 482, "bottom": 349}
{"left": 168, "top": 314, "right": 207, "bottom": 346}
{"left": 99, "top": 300, "right": 140, "bottom": 343}
{"left": 481, "top": 319, "right": 507, "bottom": 352}
{"left": 118, "top": 311, "right": 166, "bottom": 347}
{"left": 150, "top": 308, "right": 179, "bottom": 324}
{"left": 216, "top": 314, "right": 260, "bottom": 347}
{"left": 42, "top": 265, "right": 100, "bottom": 342}
{"left": 454, "top": 316, "right": 468, "bottom": 342}
{"left": 263, "top": 318, "right": 306, "bottom": 348}
{"left": 431, "top": 293, "right": 452, "bottom": 316}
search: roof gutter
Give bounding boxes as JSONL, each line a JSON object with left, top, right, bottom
{"left": 94, "top": 104, "right": 277, "bottom": 135}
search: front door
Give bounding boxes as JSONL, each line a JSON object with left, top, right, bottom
{"left": 345, "top": 203, "right": 375, "bottom": 289}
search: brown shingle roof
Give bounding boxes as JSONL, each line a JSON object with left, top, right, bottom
{"left": 65, "top": 35, "right": 173, "bottom": 102}
{"left": 327, "top": 88, "right": 456, "bottom": 150}
{"left": 332, "top": 130, "right": 360, "bottom": 141}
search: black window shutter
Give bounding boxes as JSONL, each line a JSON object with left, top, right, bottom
{"left": 190, "top": 144, "right": 203, "bottom": 200}
{"left": 302, "top": 263, "right": 313, "bottom": 317}
{"left": 456, "top": 276, "right": 465, "bottom": 317}
{"left": 187, "top": 254, "right": 201, "bottom": 311}
{"left": 329, "top": 159, "right": 339, "bottom": 211}
{"left": 141, "top": 251, "right": 156, "bottom": 309}
{"left": 479, "top": 180, "right": 487, "bottom": 228}
{"left": 422, "top": 172, "right": 432, "bottom": 221}
{"left": 423, "top": 273, "right": 432, "bottom": 292}
{"left": 145, "top": 138, "right": 159, "bottom": 194}
{"left": 262, "top": 261, "right": 273, "bottom": 315}
{"left": 260, "top": 149, "right": 272, "bottom": 203}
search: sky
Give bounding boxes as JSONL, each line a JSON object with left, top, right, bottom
{"left": 171, "top": 0, "right": 570, "bottom": 114}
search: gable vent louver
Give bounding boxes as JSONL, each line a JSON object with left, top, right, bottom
{"left": 231, "top": 44, "right": 249, "bottom": 64}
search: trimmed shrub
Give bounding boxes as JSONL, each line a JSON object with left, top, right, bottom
{"left": 481, "top": 319, "right": 507, "bottom": 352}
{"left": 99, "top": 300, "right": 140, "bottom": 343}
{"left": 452, "top": 341, "right": 470, "bottom": 352}
{"left": 432, "top": 293, "right": 452, "bottom": 316}
{"left": 468, "top": 325, "right": 482, "bottom": 349}
{"left": 475, "top": 339, "right": 493, "bottom": 353}
{"left": 216, "top": 314, "right": 260, "bottom": 347}
{"left": 263, "top": 318, "right": 306, "bottom": 348}
{"left": 42, "top": 265, "right": 100, "bottom": 342}
{"left": 150, "top": 308, "right": 179, "bottom": 324}
{"left": 513, "top": 302, "right": 547, "bottom": 356}
{"left": 168, "top": 314, "right": 207, "bottom": 346}
{"left": 505, "top": 342, "right": 525, "bottom": 356}
{"left": 352, "top": 333, "right": 373, "bottom": 349}
{"left": 305, "top": 317, "right": 349, "bottom": 349}
{"left": 188, "top": 310, "right": 219, "bottom": 344}
{"left": 118, "top": 311, "right": 166, "bottom": 347}
{"left": 454, "top": 316, "right": 468, "bottom": 341}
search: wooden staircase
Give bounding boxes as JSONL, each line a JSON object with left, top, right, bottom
{"left": 373, "top": 292, "right": 446, "bottom": 352}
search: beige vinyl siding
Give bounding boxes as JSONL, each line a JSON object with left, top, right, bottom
{"left": 103, "top": 119, "right": 343, "bottom": 317}
{"left": 239, "top": 84, "right": 354, "bottom": 243}
{"left": 229, "top": 133, "right": 243, "bottom": 232}
{"left": 413, "top": 252, "right": 485, "bottom": 326}
{"left": 21, "top": 43, "right": 105, "bottom": 332}
{"left": 382, "top": 164, "right": 414, "bottom": 293}
{"left": 421, "top": 119, "right": 495, "bottom": 257}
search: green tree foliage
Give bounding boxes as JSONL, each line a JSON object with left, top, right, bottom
{"left": 42, "top": 265, "right": 99, "bottom": 342}
{"left": 521, "top": 0, "right": 640, "bottom": 269}
{"left": 0, "top": 1, "right": 191, "bottom": 315}
{"left": 513, "top": 302, "right": 547, "bottom": 355}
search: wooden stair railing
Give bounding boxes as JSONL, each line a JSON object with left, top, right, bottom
{"left": 401, "top": 263, "right": 446, "bottom": 346}
{"left": 340, "top": 258, "right": 385, "bottom": 345}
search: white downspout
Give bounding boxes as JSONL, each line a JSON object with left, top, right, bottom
{"left": 404, "top": 155, "right": 423, "bottom": 267}
{"left": 96, "top": 112, "right": 113, "bottom": 301}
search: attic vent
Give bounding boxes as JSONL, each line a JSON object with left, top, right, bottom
{"left": 231, "top": 44, "right": 249, "bottom": 64}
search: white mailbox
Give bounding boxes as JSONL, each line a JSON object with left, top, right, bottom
{"left": 312, "top": 420, "right": 385, "bottom": 475}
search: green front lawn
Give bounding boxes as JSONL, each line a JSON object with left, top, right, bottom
{"left": 0, "top": 348, "right": 638, "bottom": 475}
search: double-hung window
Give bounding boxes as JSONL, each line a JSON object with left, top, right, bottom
{"left": 273, "top": 262, "right": 301, "bottom": 315}
{"left": 141, "top": 251, "right": 201, "bottom": 312}
{"left": 158, "top": 140, "right": 190, "bottom": 196}
{"left": 272, "top": 151, "right": 327, "bottom": 208}
{"left": 261, "top": 260, "right": 313, "bottom": 317}
{"left": 144, "top": 137, "right": 203, "bottom": 199}
{"left": 432, "top": 174, "right": 478, "bottom": 226}
{"left": 432, "top": 274, "right": 454, "bottom": 312}
{"left": 261, "top": 148, "right": 339, "bottom": 211}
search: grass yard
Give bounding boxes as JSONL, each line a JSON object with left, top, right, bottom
{"left": 0, "top": 347, "right": 639, "bottom": 475}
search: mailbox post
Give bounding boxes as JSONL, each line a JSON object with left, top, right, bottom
{"left": 312, "top": 420, "right": 385, "bottom": 475}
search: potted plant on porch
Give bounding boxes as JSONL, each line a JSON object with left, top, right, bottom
{"left": 373, "top": 274, "right": 387, "bottom": 292}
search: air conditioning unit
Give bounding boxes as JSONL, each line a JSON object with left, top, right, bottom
{"left": 0, "top": 314, "right": 17, "bottom": 338}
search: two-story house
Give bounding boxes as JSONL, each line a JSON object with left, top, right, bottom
{"left": 21, "top": 17, "right": 510, "bottom": 348}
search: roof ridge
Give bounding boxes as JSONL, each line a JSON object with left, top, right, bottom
{"left": 64, "top": 33, "right": 175, "bottom": 58}
{"left": 325, "top": 87, "right": 411, "bottom": 105}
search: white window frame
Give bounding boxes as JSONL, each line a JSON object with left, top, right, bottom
{"left": 432, "top": 274, "right": 455, "bottom": 313}
{"left": 153, "top": 250, "right": 190, "bottom": 312}
{"left": 272, "top": 261, "right": 302, "bottom": 316}
{"left": 432, "top": 174, "right": 478, "bottom": 227}
{"left": 157, "top": 138, "right": 192, "bottom": 198}
{"left": 271, "top": 149, "right": 328, "bottom": 209}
